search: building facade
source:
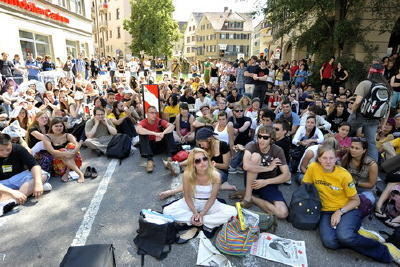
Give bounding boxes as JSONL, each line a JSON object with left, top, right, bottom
{"left": 91, "top": 0, "right": 132, "bottom": 58}
{"left": 0, "top": 0, "right": 93, "bottom": 61}
{"left": 183, "top": 9, "right": 253, "bottom": 62}
{"left": 172, "top": 21, "right": 187, "bottom": 58}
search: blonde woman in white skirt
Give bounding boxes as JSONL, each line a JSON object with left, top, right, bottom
{"left": 163, "top": 147, "right": 237, "bottom": 241}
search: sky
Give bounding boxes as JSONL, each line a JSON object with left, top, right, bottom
{"left": 172, "top": 0, "right": 263, "bottom": 22}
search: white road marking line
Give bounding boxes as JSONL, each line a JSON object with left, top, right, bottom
{"left": 71, "top": 159, "right": 118, "bottom": 246}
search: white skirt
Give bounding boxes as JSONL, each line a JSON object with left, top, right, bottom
{"left": 163, "top": 198, "right": 237, "bottom": 229}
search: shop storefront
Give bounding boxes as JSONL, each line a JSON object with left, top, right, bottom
{"left": 0, "top": 0, "right": 93, "bottom": 61}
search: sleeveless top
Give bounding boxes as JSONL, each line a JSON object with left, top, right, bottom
{"left": 214, "top": 123, "right": 230, "bottom": 145}
{"left": 47, "top": 134, "right": 69, "bottom": 150}
{"left": 393, "top": 75, "right": 400, "bottom": 92}
{"left": 179, "top": 114, "right": 192, "bottom": 130}
{"left": 347, "top": 156, "right": 375, "bottom": 184}
{"left": 194, "top": 184, "right": 212, "bottom": 199}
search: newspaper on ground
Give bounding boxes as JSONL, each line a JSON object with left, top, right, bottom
{"left": 250, "top": 233, "right": 308, "bottom": 267}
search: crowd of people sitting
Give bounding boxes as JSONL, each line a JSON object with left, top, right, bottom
{"left": 1, "top": 51, "right": 400, "bottom": 264}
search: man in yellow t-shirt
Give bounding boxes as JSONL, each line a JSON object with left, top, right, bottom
{"left": 382, "top": 137, "right": 400, "bottom": 158}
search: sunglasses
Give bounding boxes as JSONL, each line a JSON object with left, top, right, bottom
{"left": 194, "top": 156, "right": 208, "bottom": 164}
{"left": 234, "top": 110, "right": 243, "bottom": 113}
{"left": 257, "top": 135, "right": 270, "bottom": 140}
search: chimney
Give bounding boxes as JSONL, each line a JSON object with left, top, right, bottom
{"left": 224, "top": 7, "right": 228, "bottom": 12}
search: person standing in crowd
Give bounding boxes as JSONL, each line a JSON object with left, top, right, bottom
{"left": 0, "top": 53, "right": 15, "bottom": 81}
{"left": 348, "top": 63, "right": 391, "bottom": 161}
{"left": 25, "top": 53, "right": 41, "bottom": 81}
{"left": 203, "top": 58, "right": 211, "bottom": 85}
{"left": 320, "top": 56, "right": 335, "bottom": 87}
{"left": 41, "top": 55, "right": 55, "bottom": 71}
{"left": 235, "top": 60, "right": 246, "bottom": 95}
{"left": 390, "top": 67, "right": 400, "bottom": 109}
{"left": 333, "top": 62, "right": 349, "bottom": 95}
{"left": 171, "top": 58, "right": 181, "bottom": 79}
{"left": 136, "top": 106, "right": 176, "bottom": 173}
{"left": 252, "top": 59, "right": 268, "bottom": 104}
{"left": 107, "top": 57, "right": 116, "bottom": 83}
{"left": 303, "top": 145, "right": 397, "bottom": 265}
{"left": 12, "top": 55, "right": 24, "bottom": 85}
{"left": 243, "top": 56, "right": 258, "bottom": 96}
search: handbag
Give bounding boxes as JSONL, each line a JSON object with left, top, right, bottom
{"left": 215, "top": 217, "right": 259, "bottom": 256}
{"left": 171, "top": 150, "right": 189, "bottom": 162}
{"left": 60, "top": 244, "right": 116, "bottom": 267}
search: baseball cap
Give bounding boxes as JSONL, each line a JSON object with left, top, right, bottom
{"left": 196, "top": 127, "right": 217, "bottom": 141}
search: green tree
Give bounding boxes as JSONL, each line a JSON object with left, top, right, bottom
{"left": 263, "top": 0, "right": 400, "bottom": 59}
{"left": 123, "top": 0, "right": 180, "bottom": 58}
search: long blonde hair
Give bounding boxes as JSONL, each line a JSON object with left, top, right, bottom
{"left": 184, "top": 148, "right": 220, "bottom": 196}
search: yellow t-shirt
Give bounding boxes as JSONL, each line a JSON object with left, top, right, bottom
{"left": 390, "top": 138, "right": 400, "bottom": 154}
{"left": 107, "top": 112, "right": 127, "bottom": 119}
{"left": 303, "top": 162, "right": 357, "bottom": 211}
{"left": 163, "top": 105, "right": 180, "bottom": 118}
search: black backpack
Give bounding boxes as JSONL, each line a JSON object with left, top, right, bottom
{"left": 106, "top": 134, "right": 131, "bottom": 163}
{"left": 134, "top": 212, "right": 177, "bottom": 266}
{"left": 359, "top": 82, "right": 390, "bottom": 119}
{"left": 289, "top": 183, "right": 321, "bottom": 230}
{"left": 60, "top": 244, "right": 116, "bottom": 267}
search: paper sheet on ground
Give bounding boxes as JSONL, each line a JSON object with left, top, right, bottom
{"left": 196, "top": 231, "right": 232, "bottom": 267}
{"left": 250, "top": 233, "right": 307, "bottom": 267}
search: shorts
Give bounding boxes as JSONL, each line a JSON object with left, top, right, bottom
{"left": 253, "top": 184, "right": 286, "bottom": 204}
{"left": 0, "top": 170, "right": 34, "bottom": 190}
{"left": 218, "top": 169, "right": 229, "bottom": 184}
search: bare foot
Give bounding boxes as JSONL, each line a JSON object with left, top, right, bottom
{"left": 220, "top": 182, "right": 237, "bottom": 191}
{"left": 61, "top": 173, "right": 69, "bottom": 182}
{"left": 77, "top": 175, "right": 85, "bottom": 183}
{"left": 159, "top": 189, "right": 174, "bottom": 200}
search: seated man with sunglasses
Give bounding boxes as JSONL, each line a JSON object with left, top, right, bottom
{"left": 241, "top": 125, "right": 291, "bottom": 219}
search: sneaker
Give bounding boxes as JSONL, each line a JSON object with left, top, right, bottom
{"left": 358, "top": 227, "right": 385, "bottom": 243}
{"left": 43, "top": 182, "right": 52, "bottom": 192}
{"left": 146, "top": 160, "right": 154, "bottom": 173}
{"left": 0, "top": 200, "right": 17, "bottom": 217}
{"left": 131, "top": 136, "right": 139, "bottom": 146}
{"left": 170, "top": 161, "right": 181, "bottom": 176}
{"left": 384, "top": 242, "right": 400, "bottom": 264}
{"left": 228, "top": 166, "right": 237, "bottom": 174}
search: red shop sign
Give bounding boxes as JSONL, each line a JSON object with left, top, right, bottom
{"left": 0, "top": 0, "right": 70, "bottom": 23}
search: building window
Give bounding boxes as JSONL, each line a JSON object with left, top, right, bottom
{"left": 106, "top": 31, "right": 108, "bottom": 41}
{"left": 189, "top": 26, "right": 191, "bottom": 31}
{"left": 110, "top": 30, "right": 112, "bottom": 38}
{"left": 187, "top": 37, "right": 190, "bottom": 43}
{"left": 116, "top": 8, "right": 120, "bottom": 20}
{"left": 68, "top": 0, "right": 85, "bottom": 16}
{"left": 117, "top": 27, "right": 121, "bottom": 38}
{"left": 187, "top": 47, "right": 190, "bottom": 53}
{"left": 66, "top": 40, "right": 79, "bottom": 57}
{"left": 80, "top": 43, "right": 89, "bottom": 57}
{"left": 192, "top": 36, "right": 195, "bottom": 41}
{"left": 19, "top": 30, "right": 53, "bottom": 59}
{"left": 109, "top": 13, "right": 111, "bottom": 20}
{"left": 220, "top": 33, "right": 225, "bottom": 39}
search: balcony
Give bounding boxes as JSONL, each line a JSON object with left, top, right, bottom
{"left": 99, "top": 20, "right": 108, "bottom": 31}
{"left": 99, "top": 2, "right": 108, "bottom": 13}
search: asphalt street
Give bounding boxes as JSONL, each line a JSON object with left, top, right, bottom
{"left": 0, "top": 148, "right": 396, "bottom": 267}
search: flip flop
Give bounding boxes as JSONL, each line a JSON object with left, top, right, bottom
{"left": 384, "top": 219, "right": 400, "bottom": 228}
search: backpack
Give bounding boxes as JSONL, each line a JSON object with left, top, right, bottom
{"left": 134, "top": 211, "right": 177, "bottom": 266}
{"left": 358, "top": 193, "right": 373, "bottom": 219}
{"left": 106, "top": 134, "right": 131, "bottom": 164}
{"left": 288, "top": 183, "right": 321, "bottom": 230}
{"left": 60, "top": 244, "right": 116, "bottom": 267}
{"left": 383, "top": 184, "right": 400, "bottom": 219}
{"left": 359, "top": 82, "right": 390, "bottom": 119}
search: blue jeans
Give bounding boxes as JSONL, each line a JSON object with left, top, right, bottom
{"left": 319, "top": 209, "right": 392, "bottom": 263}
{"left": 230, "top": 151, "right": 244, "bottom": 169}
{"left": 391, "top": 91, "right": 400, "bottom": 109}
{"left": 348, "top": 113, "right": 379, "bottom": 161}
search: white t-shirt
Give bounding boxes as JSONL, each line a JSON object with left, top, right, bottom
{"left": 128, "top": 61, "right": 139, "bottom": 73}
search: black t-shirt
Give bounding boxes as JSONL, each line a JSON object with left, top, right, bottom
{"left": 244, "top": 65, "right": 259, "bottom": 84}
{"left": 245, "top": 142, "right": 286, "bottom": 179}
{"left": 211, "top": 141, "right": 230, "bottom": 173}
{"left": 180, "top": 95, "right": 195, "bottom": 104}
{"left": 327, "top": 111, "right": 350, "bottom": 133}
{"left": 210, "top": 67, "right": 219, "bottom": 77}
{"left": 254, "top": 66, "right": 269, "bottom": 86}
{"left": 229, "top": 116, "right": 252, "bottom": 145}
{"left": 0, "top": 144, "right": 38, "bottom": 181}
{"left": 275, "top": 136, "right": 291, "bottom": 163}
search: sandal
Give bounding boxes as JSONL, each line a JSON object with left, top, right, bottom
{"left": 91, "top": 167, "right": 98, "bottom": 179}
{"left": 384, "top": 219, "right": 400, "bottom": 228}
{"left": 229, "top": 190, "right": 245, "bottom": 200}
{"left": 240, "top": 199, "right": 253, "bottom": 209}
{"left": 84, "top": 166, "right": 92, "bottom": 178}
{"left": 374, "top": 210, "right": 387, "bottom": 219}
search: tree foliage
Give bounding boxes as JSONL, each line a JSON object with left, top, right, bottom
{"left": 123, "top": 0, "right": 180, "bottom": 58}
{"left": 263, "top": 0, "right": 400, "bottom": 59}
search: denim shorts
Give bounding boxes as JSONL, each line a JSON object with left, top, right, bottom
{"left": 0, "top": 170, "right": 49, "bottom": 190}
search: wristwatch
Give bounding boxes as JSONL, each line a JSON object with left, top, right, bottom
{"left": 339, "top": 208, "right": 346, "bottom": 215}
